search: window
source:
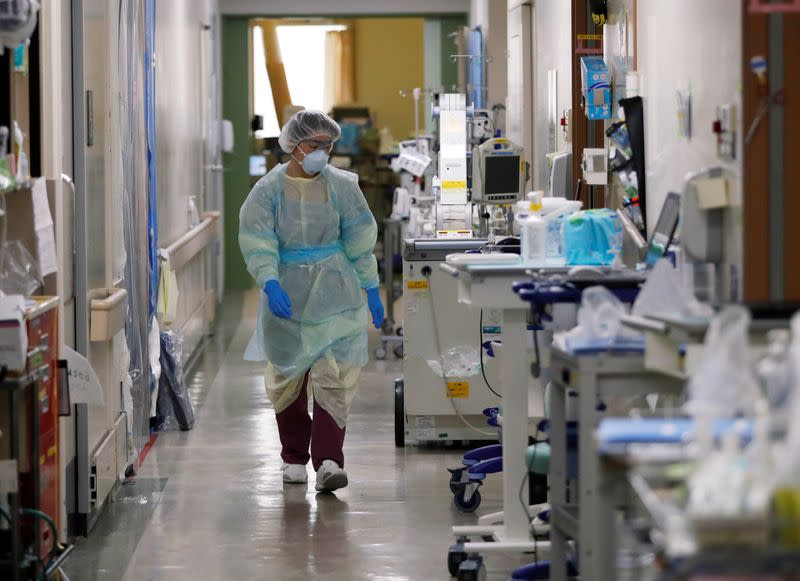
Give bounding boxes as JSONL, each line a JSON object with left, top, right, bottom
{"left": 252, "top": 26, "right": 280, "bottom": 138}
{"left": 252, "top": 23, "right": 347, "bottom": 139}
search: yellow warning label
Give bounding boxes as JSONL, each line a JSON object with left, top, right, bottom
{"left": 407, "top": 280, "right": 429, "bottom": 290}
{"left": 447, "top": 381, "right": 469, "bottom": 398}
{"left": 577, "top": 34, "right": 603, "bottom": 41}
{"left": 437, "top": 230, "right": 473, "bottom": 240}
{"left": 442, "top": 180, "right": 467, "bottom": 190}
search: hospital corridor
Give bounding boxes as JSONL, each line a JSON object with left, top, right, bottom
{"left": 1, "top": 1, "right": 800, "bottom": 580}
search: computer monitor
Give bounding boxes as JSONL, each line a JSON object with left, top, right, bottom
{"left": 549, "top": 151, "right": 572, "bottom": 198}
{"left": 644, "top": 192, "right": 680, "bottom": 266}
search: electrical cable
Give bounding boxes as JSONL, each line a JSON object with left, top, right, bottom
{"left": 478, "top": 309, "right": 502, "bottom": 398}
{"left": 426, "top": 272, "right": 494, "bottom": 436}
{"left": 533, "top": 327, "right": 542, "bottom": 378}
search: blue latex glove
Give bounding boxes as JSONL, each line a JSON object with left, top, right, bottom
{"left": 263, "top": 280, "right": 293, "bottom": 319}
{"left": 365, "top": 287, "right": 385, "bottom": 330}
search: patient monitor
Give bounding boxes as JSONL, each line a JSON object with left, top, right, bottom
{"left": 471, "top": 138, "right": 526, "bottom": 205}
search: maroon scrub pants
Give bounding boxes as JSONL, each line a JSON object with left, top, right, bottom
{"left": 275, "top": 372, "right": 346, "bottom": 471}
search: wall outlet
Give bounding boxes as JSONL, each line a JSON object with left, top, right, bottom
{"left": 484, "top": 309, "right": 503, "bottom": 326}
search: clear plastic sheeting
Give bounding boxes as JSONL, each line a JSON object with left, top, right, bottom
{"left": 559, "top": 286, "right": 643, "bottom": 352}
{"left": 148, "top": 317, "right": 161, "bottom": 417}
{"left": 687, "top": 306, "right": 761, "bottom": 419}
{"left": 774, "top": 312, "right": 800, "bottom": 487}
{"left": 154, "top": 330, "right": 196, "bottom": 432}
{"left": 427, "top": 346, "right": 482, "bottom": 378}
{"left": 118, "top": 0, "right": 151, "bottom": 458}
{"left": 632, "top": 259, "right": 712, "bottom": 319}
{"left": 0, "top": 240, "right": 42, "bottom": 296}
{"left": 113, "top": 331, "right": 136, "bottom": 466}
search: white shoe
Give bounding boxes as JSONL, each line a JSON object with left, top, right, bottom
{"left": 281, "top": 463, "right": 308, "bottom": 484}
{"left": 315, "top": 460, "right": 348, "bottom": 492}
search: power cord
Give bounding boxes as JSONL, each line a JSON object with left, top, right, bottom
{"left": 478, "top": 310, "right": 502, "bottom": 398}
{"left": 426, "top": 272, "right": 494, "bottom": 436}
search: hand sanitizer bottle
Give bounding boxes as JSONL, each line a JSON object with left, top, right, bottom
{"left": 520, "top": 191, "right": 546, "bottom": 266}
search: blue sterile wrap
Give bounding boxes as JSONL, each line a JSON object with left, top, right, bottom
{"left": 564, "top": 209, "right": 622, "bottom": 266}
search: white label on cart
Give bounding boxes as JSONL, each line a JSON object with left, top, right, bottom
{"left": 0, "top": 460, "right": 18, "bottom": 494}
{"left": 416, "top": 428, "right": 437, "bottom": 440}
{"left": 415, "top": 416, "right": 435, "bottom": 428}
{"left": 407, "top": 298, "right": 419, "bottom": 314}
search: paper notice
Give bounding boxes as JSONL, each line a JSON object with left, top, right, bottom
{"left": 63, "top": 345, "right": 105, "bottom": 405}
{"left": 31, "top": 178, "right": 57, "bottom": 276}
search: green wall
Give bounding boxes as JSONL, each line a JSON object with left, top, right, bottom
{"left": 439, "top": 15, "right": 467, "bottom": 90}
{"left": 222, "top": 16, "right": 253, "bottom": 290}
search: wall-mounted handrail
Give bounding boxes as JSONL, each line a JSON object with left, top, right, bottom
{"left": 160, "top": 211, "right": 220, "bottom": 272}
{"left": 88, "top": 287, "right": 128, "bottom": 342}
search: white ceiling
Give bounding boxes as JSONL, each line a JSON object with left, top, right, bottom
{"left": 220, "top": 0, "right": 469, "bottom": 16}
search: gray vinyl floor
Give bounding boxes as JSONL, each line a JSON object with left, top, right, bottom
{"left": 64, "top": 290, "right": 534, "bottom": 581}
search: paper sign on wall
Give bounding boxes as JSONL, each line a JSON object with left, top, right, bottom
{"left": 31, "top": 178, "right": 57, "bottom": 277}
{"left": 63, "top": 346, "right": 105, "bottom": 405}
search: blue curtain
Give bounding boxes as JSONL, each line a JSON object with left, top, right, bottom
{"left": 467, "top": 27, "right": 484, "bottom": 109}
{"left": 145, "top": 0, "right": 158, "bottom": 319}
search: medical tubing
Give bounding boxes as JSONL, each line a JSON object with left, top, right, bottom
{"left": 478, "top": 309, "right": 502, "bottom": 398}
{"left": 0, "top": 506, "right": 60, "bottom": 579}
{"left": 519, "top": 425, "right": 542, "bottom": 564}
{"left": 425, "top": 272, "right": 494, "bottom": 436}
{"left": 21, "top": 508, "right": 60, "bottom": 566}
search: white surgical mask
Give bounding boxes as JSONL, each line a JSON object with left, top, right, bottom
{"left": 293, "top": 149, "right": 329, "bottom": 175}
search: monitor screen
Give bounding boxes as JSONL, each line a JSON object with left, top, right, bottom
{"left": 645, "top": 192, "right": 680, "bottom": 266}
{"left": 484, "top": 155, "right": 520, "bottom": 195}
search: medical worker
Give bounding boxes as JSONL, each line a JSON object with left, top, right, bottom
{"left": 239, "top": 110, "right": 384, "bottom": 493}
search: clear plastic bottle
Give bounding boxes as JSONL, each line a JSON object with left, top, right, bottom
{"left": 489, "top": 205, "right": 509, "bottom": 239}
{"left": 520, "top": 191, "right": 546, "bottom": 266}
{"left": 758, "top": 329, "right": 792, "bottom": 428}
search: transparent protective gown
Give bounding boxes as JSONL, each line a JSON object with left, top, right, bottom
{"left": 239, "top": 163, "right": 379, "bottom": 389}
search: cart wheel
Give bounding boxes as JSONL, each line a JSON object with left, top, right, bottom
{"left": 447, "top": 543, "right": 468, "bottom": 577}
{"left": 449, "top": 468, "right": 466, "bottom": 493}
{"left": 393, "top": 344, "right": 405, "bottom": 359}
{"left": 457, "top": 558, "right": 486, "bottom": 581}
{"left": 397, "top": 326, "right": 403, "bottom": 336}
{"left": 394, "top": 378, "right": 405, "bottom": 448}
{"left": 453, "top": 488, "right": 482, "bottom": 513}
{"left": 375, "top": 347, "right": 387, "bottom": 360}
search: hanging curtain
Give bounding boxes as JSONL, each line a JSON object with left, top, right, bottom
{"left": 255, "top": 19, "right": 293, "bottom": 125}
{"left": 324, "top": 23, "right": 356, "bottom": 111}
